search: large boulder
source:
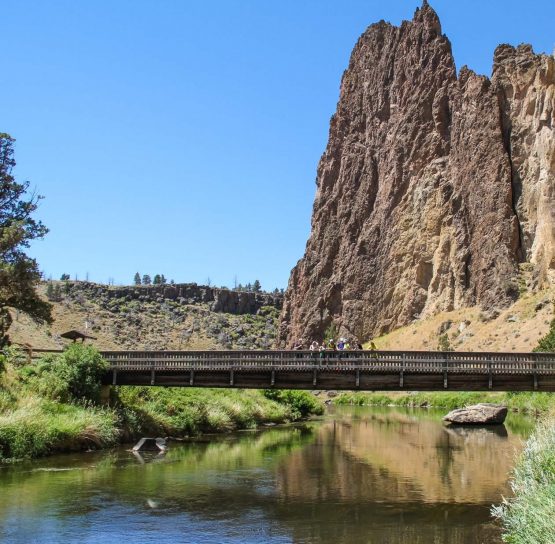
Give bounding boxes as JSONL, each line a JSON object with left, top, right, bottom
{"left": 443, "top": 403, "right": 508, "bottom": 425}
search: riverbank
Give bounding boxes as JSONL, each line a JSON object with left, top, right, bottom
{"left": 0, "top": 345, "right": 323, "bottom": 462}
{"left": 333, "top": 391, "right": 555, "bottom": 413}
{"left": 493, "top": 413, "right": 555, "bottom": 543}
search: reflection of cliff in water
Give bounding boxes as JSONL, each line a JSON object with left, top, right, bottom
{"left": 276, "top": 410, "right": 521, "bottom": 504}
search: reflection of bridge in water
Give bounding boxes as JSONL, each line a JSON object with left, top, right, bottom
{"left": 60, "top": 349, "right": 555, "bottom": 391}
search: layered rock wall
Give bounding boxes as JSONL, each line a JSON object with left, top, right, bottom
{"left": 280, "top": 2, "right": 554, "bottom": 345}
{"left": 64, "top": 282, "right": 282, "bottom": 315}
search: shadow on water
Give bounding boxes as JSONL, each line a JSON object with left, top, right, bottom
{"left": 0, "top": 407, "right": 533, "bottom": 544}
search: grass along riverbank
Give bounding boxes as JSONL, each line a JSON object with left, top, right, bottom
{"left": 0, "top": 345, "right": 323, "bottom": 462}
{"left": 333, "top": 391, "right": 555, "bottom": 413}
{"left": 493, "top": 413, "right": 555, "bottom": 543}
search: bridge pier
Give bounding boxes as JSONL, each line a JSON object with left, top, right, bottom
{"left": 100, "top": 385, "right": 111, "bottom": 406}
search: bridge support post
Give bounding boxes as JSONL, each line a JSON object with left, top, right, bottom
{"left": 488, "top": 359, "right": 493, "bottom": 390}
{"left": 270, "top": 370, "right": 275, "bottom": 387}
{"left": 443, "top": 358, "right": 448, "bottom": 389}
{"left": 313, "top": 369, "right": 318, "bottom": 387}
{"left": 230, "top": 370, "right": 234, "bottom": 386}
{"left": 400, "top": 354, "right": 405, "bottom": 388}
{"left": 151, "top": 369, "right": 156, "bottom": 386}
{"left": 356, "top": 369, "right": 360, "bottom": 388}
{"left": 189, "top": 370, "right": 194, "bottom": 386}
{"left": 100, "top": 385, "right": 111, "bottom": 406}
{"left": 112, "top": 369, "right": 118, "bottom": 386}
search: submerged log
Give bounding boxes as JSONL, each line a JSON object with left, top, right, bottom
{"left": 443, "top": 403, "right": 508, "bottom": 425}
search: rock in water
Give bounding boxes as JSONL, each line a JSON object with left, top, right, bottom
{"left": 279, "top": 1, "right": 555, "bottom": 346}
{"left": 443, "top": 403, "right": 508, "bottom": 425}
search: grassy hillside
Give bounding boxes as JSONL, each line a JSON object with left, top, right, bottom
{"left": 370, "top": 283, "right": 555, "bottom": 353}
{"left": 8, "top": 281, "right": 280, "bottom": 351}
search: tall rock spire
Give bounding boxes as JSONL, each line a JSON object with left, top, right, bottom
{"left": 278, "top": 2, "right": 547, "bottom": 346}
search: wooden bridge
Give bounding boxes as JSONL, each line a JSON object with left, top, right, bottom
{"left": 88, "top": 350, "right": 555, "bottom": 391}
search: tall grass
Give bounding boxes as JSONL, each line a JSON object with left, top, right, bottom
{"left": 0, "top": 346, "right": 324, "bottom": 462}
{"left": 0, "top": 396, "right": 118, "bottom": 461}
{"left": 493, "top": 414, "right": 555, "bottom": 543}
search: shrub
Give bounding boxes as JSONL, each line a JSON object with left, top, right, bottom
{"left": 534, "top": 308, "right": 555, "bottom": 352}
{"left": 26, "top": 345, "right": 108, "bottom": 404}
{"left": 264, "top": 389, "right": 324, "bottom": 419}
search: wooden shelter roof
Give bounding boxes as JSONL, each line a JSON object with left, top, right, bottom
{"left": 60, "top": 330, "right": 97, "bottom": 341}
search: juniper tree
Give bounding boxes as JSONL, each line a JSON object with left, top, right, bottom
{"left": 252, "top": 280, "right": 261, "bottom": 293}
{"left": 153, "top": 274, "right": 161, "bottom": 285}
{"left": 133, "top": 272, "right": 141, "bottom": 285}
{"left": 142, "top": 274, "right": 151, "bottom": 285}
{"left": 0, "top": 133, "right": 52, "bottom": 345}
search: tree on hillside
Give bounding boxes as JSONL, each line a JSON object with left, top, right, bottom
{"left": 153, "top": 274, "right": 162, "bottom": 285}
{"left": 60, "top": 273, "right": 70, "bottom": 281}
{"left": 534, "top": 304, "right": 555, "bottom": 352}
{"left": 133, "top": 272, "right": 141, "bottom": 285}
{"left": 160, "top": 274, "right": 166, "bottom": 285}
{"left": 0, "top": 133, "right": 52, "bottom": 345}
{"left": 253, "top": 279, "right": 262, "bottom": 293}
{"left": 142, "top": 274, "right": 151, "bottom": 285}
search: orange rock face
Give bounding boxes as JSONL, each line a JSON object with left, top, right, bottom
{"left": 279, "top": 2, "right": 555, "bottom": 346}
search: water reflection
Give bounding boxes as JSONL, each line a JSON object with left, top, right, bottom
{"left": 0, "top": 407, "right": 531, "bottom": 544}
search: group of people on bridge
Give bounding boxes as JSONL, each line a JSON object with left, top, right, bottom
{"left": 292, "top": 338, "right": 377, "bottom": 359}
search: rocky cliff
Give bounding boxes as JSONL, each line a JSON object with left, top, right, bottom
{"left": 280, "top": 1, "right": 554, "bottom": 346}
{"left": 65, "top": 282, "right": 282, "bottom": 315}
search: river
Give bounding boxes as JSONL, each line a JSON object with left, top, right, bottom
{"left": 0, "top": 406, "right": 533, "bottom": 543}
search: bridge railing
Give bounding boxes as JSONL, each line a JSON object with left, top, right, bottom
{"left": 96, "top": 350, "right": 555, "bottom": 375}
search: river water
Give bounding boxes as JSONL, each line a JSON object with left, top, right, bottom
{"left": 0, "top": 406, "right": 532, "bottom": 544}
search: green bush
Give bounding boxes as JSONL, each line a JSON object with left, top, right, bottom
{"left": 264, "top": 389, "right": 324, "bottom": 419}
{"left": 24, "top": 345, "right": 108, "bottom": 404}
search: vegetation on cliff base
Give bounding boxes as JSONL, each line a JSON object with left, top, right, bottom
{"left": 0, "top": 345, "right": 323, "bottom": 462}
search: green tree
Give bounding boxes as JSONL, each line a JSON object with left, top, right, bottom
{"left": 252, "top": 279, "right": 262, "bottom": 293}
{"left": 160, "top": 274, "right": 166, "bottom": 285}
{"left": 437, "top": 333, "right": 453, "bottom": 352}
{"left": 60, "top": 273, "right": 70, "bottom": 281}
{"left": 153, "top": 274, "right": 161, "bottom": 285}
{"left": 142, "top": 274, "right": 151, "bottom": 285}
{"left": 534, "top": 304, "right": 555, "bottom": 352}
{"left": 0, "top": 133, "right": 51, "bottom": 345}
{"left": 46, "top": 282, "right": 55, "bottom": 300}
{"left": 133, "top": 272, "right": 141, "bottom": 285}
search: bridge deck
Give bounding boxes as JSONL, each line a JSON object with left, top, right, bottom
{"left": 90, "top": 350, "right": 555, "bottom": 391}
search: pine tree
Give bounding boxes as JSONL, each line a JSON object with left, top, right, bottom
{"left": 60, "top": 273, "right": 70, "bottom": 281}
{"left": 153, "top": 274, "right": 161, "bottom": 285}
{"left": 53, "top": 284, "right": 62, "bottom": 302}
{"left": 46, "top": 282, "right": 55, "bottom": 300}
{"left": 142, "top": 274, "right": 152, "bottom": 285}
{"left": 0, "top": 133, "right": 52, "bottom": 345}
{"left": 160, "top": 274, "right": 167, "bottom": 285}
{"left": 252, "top": 279, "right": 262, "bottom": 293}
{"left": 133, "top": 272, "right": 141, "bottom": 285}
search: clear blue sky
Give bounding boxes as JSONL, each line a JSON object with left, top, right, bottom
{"left": 4, "top": 1, "right": 554, "bottom": 289}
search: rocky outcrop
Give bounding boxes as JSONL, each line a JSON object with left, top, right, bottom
{"left": 64, "top": 282, "right": 282, "bottom": 315}
{"left": 443, "top": 403, "right": 508, "bottom": 425}
{"left": 279, "top": 2, "right": 554, "bottom": 346}
{"left": 493, "top": 44, "right": 555, "bottom": 286}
